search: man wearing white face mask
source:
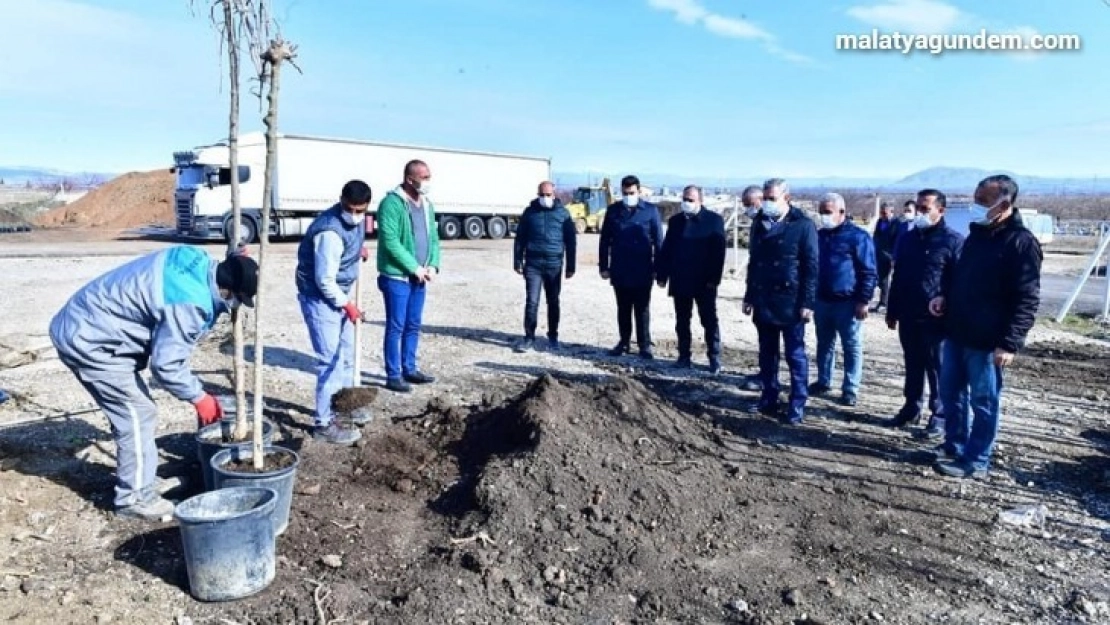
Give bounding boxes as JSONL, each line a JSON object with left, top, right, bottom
{"left": 655, "top": 185, "right": 727, "bottom": 374}
{"left": 599, "top": 174, "right": 664, "bottom": 358}
{"left": 742, "top": 178, "right": 819, "bottom": 424}
{"left": 810, "top": 193, "right": 878, "bottom": 407}
{"left": 736, "top": 185, "right": 765, "bottom": 391}
{"left": 295, "top": 180, "right": 374, "bottom": 445}
{"left": 928, "top": 174, "right": 1041, "bottom": 479}
{"left": 885, "top": 189, "right": 963, "bottom": 435}
{"left": 513, "top": 181, "right": 577, "bottom": 352}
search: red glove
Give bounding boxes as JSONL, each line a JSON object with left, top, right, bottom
{"left": 359, "top": 246, "right": 369, "bottom": 262}
{"left": 194, "top": 394, "right": 223, "bottom": 427}
{"left": 343, "top": 302, "right": 363, "bottom": 323}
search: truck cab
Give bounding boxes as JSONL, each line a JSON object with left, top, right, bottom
{"left": 173, "top": 142, "right": 262, "bottom": 244}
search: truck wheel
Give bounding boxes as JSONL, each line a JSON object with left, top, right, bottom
{"left": 574, "top": 218, "right": 587, "bottom": 234}
{"left": 439, "top": 216, "right": 461, "bottom": 240}
{"left": 463, "top": 216, "right": 485, "bottom": 240}
{"left": 223, "top": 215, "right": 258, "bottom": 245}
{"left": 486, "top": 217, "right": 507, "bottom": 240}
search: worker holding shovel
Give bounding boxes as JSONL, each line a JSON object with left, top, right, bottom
{"left": 49, "top": 245, "right": 259, "bottom": 521}
{"left": 294, "top": 180, "right": 372, "bottom": 445}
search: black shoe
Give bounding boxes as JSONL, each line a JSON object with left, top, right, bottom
{"left": 708, "top": 359, "right": 721, "bottom": 376}
{"left": 514, "top": 338, "right": 535, "bottom": 353}
{"left": 639, "top": 349, "right": 654, "bottom": 360}
{"left": 754, "top": 399, "right": 779, "bottom": 416}
{"left": 404, "top": 370, "right": 435, "bottom": 384}
{"left": 673, "top": 356, "right": 692, "bottom": 369}
{"left": 784, "top": 403, "right": 805, "bottom": 425}
{"left": 547, "top": 337, "right": 560, "bottom": 351}
{"left": 608, "top": 342, "right": 630, "bottom": 356}
{"left": 808, "top": 382, "right": 831, "bottom": 396}
{"left": 838, "top": 393, "right": 857, "bottom": 407}
{"left": 887, "top": 411, "right": 918, "bottom": 428}
{"left": 385, "top": 378, "right": 412, "bottom": 393}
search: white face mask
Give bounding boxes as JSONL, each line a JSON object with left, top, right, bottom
{"left": 340, "top": 210, "right": 358, "bottom": 226}
{"left": 623, "top": 193, "right": 639, "bottom": 207}
{"left": 744, "top": 206, "right": 759, "bottom": 218}
{"left": 411, "top": 179, "right": 431, "bottom": 196}
{"left": 818, "top": 214, "right": 837, "bottom": 229}
{"left": 972, "top": 197, "right": 1008, "bottom": 226}
{"left": 681, "top": 200, "right": 698, "bottom": 214}
{"left": 914, "top": 214, "right": 934, "bottom": 229}
{"left": 538, "top": 196, "right": 554, "bottom": 208}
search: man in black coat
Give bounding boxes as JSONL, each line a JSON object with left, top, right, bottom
{"left": 929, "top": 175, "right": 1041, "bottom": 479}
{"left": 599, "top": 174, "right": 664, "bottom": 359}
{"left": 656, "top": 185, "right": 727, "bottom": 374}
{"left": 885, "top": 189, "right": 963, "bottom": 435}
{"left": 513, "top": 181, "right": 577, "bottom": 352}
{"left": 871, "top": 201, "right": 899, "bottom": 313}
{"left": 743, "top": 178, "right": 819, "bottom": 424}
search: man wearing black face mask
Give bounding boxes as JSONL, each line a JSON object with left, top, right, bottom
{"left": 928, "top": 174, "right": 1041, "bottom": 479}
{"left": 295, "top": 179, "right": 372, "bottom": 446}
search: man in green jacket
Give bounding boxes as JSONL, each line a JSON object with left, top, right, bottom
{"left": 376, "top": 159, "right": 442, "bottom": 393}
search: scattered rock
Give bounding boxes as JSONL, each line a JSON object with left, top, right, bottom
{"left": 783, "top": 588, "right": 802, "bottom": 606}
{"left": 321, "top": 554, "right": 343, "bottom": 569}
{"left": 392, "top": 478, "right": 415, "bottom": 494}
{"left": 298, "top": 483, "right": 322, "bottom": 496}
{"left": 0, "top": 576, "right": 19, "bottom": 592}
{"left": 727, "top": 598, "right": 749, "bottom": 613}
{"left": 869, "top": 610, "right": 885, "bottom": 620}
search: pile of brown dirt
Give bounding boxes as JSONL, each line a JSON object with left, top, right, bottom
{"left": 192, "top": 372, "right": 1103, "bottom": 624}
{"left": 0, "top": 208, "right": 25, "bottom": 224}
{"left": 33, "top": 169, "right": 174, "bottom": 229}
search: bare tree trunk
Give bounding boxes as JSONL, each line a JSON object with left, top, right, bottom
{"left": 222, "top": 0, "right": 250, "bottom": 443}
{"left": 251, "top": 40, "right": 287, "bottom": 469}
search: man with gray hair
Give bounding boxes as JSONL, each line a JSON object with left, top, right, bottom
{"left": 743, "top": 178, "right": 818, "bottom": 424}
{"left": 737, "top": 185, "right": 765, "bottom": 391}
{"left": 656, "top": 185, "right": 727, "bottom": 373}
{"left": 810, "top": 192, "right": 877, "bottom": 407}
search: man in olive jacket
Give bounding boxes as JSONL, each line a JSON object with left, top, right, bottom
{"left": 513, "top": 181, "right": 577, "bottom": 352}
{"left": 376, "top": 159, "right": 442, "bottom": 393}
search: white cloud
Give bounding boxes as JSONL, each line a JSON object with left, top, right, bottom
{"left": 647, "top": 0, "right": 810, "bottom": 63}
{"left": 846, "top": 0, "right": 966, "bottom": 34}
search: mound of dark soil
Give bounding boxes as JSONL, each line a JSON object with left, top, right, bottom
{"left": 200, "top": 372, "right": 1100, "bottom": 624}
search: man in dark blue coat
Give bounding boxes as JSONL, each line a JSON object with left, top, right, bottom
{"left": 929, "top": 175, "right": 1041, "bottom": 479}
{"left": 810, "top": 192, "right": 878, "bottom": 407}
{"left": 885, "top": 189, "right": 964, "bottom": 435}
{"left": 742, "top": 178, "right": 819, "bottom": 424}
{"left": 599, "top": 175, "right": 664, "bottom": 358}
{"left": 655, "top": 185, "right": 727, "bottom": 374}
{"left": 513, "top": 181, "right": 577, "bottom": 352}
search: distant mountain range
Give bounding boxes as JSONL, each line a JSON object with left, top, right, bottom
{"left": 0, "top": 166, "right": 116, "bottom": 185}
{"left": 554, "top": 166, "right": 1110, "bottom": 195}
{"left": 3, "top": 164, "right": 1108, "bottom": 195}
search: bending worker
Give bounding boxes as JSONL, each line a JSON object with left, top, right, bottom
{"left": 50, "top": 245, "right": 259, "bottom": 521}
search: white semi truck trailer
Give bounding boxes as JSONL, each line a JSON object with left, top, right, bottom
{"left": 172, "top": 132, "right": 551, "bottom": 243}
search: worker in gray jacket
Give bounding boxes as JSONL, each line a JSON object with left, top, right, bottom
{"left": 49, "top": 245, "right": 258, "bottom": 521}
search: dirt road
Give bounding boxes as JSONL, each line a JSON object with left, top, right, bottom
{"left": 1, "top": 234, "right": 1108, "bottom": 624}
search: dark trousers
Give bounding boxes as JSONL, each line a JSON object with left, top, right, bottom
{"left": 523, "top": 264, "right": 562, "bottom": 340}
{"left": 898, "top": 320, "right": 943, "bottom": 417}
{"left": 755, "top": 320, "right": 808, "bottom": 406}
{"left": 674, "top": 291, "right": 720, "bottom": 360}
{"left": 876, "top": 256, "right": 893, "bottom": 307}
{"left": 614, "top": 285, "right": 652, "bottom": 349}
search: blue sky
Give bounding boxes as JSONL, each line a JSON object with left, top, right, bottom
{"left": 0, "top": 0, "right": 1106, "bottom": 182}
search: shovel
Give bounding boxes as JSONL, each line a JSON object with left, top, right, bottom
{"left": 331, "top": 246, "right": 378, "bottom": 425}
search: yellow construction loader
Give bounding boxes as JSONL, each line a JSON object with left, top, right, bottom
{"left": 566, "top": 178, "right": 614, "bottom": 234}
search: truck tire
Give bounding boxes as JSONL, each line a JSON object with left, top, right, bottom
{"left": 574, "top": 218, "right": 586, "bottom": 234}
{"left": 223, "top": 215, "right": 258, "bottom": 245}
{"left": 439, "top": 216, "right": 461, "bottom": 240}
{"left": 486, "top": 216, "right": 507, "bottom": 240}
{"left": 463, "top": 216, "right": 485, "bottom": 240}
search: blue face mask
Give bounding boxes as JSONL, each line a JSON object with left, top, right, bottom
{"left": 972, "top": 198, "right": 1007, "bottom": 226}
{"left": 761, "top": 200, "right": 783, "bottom": 218}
